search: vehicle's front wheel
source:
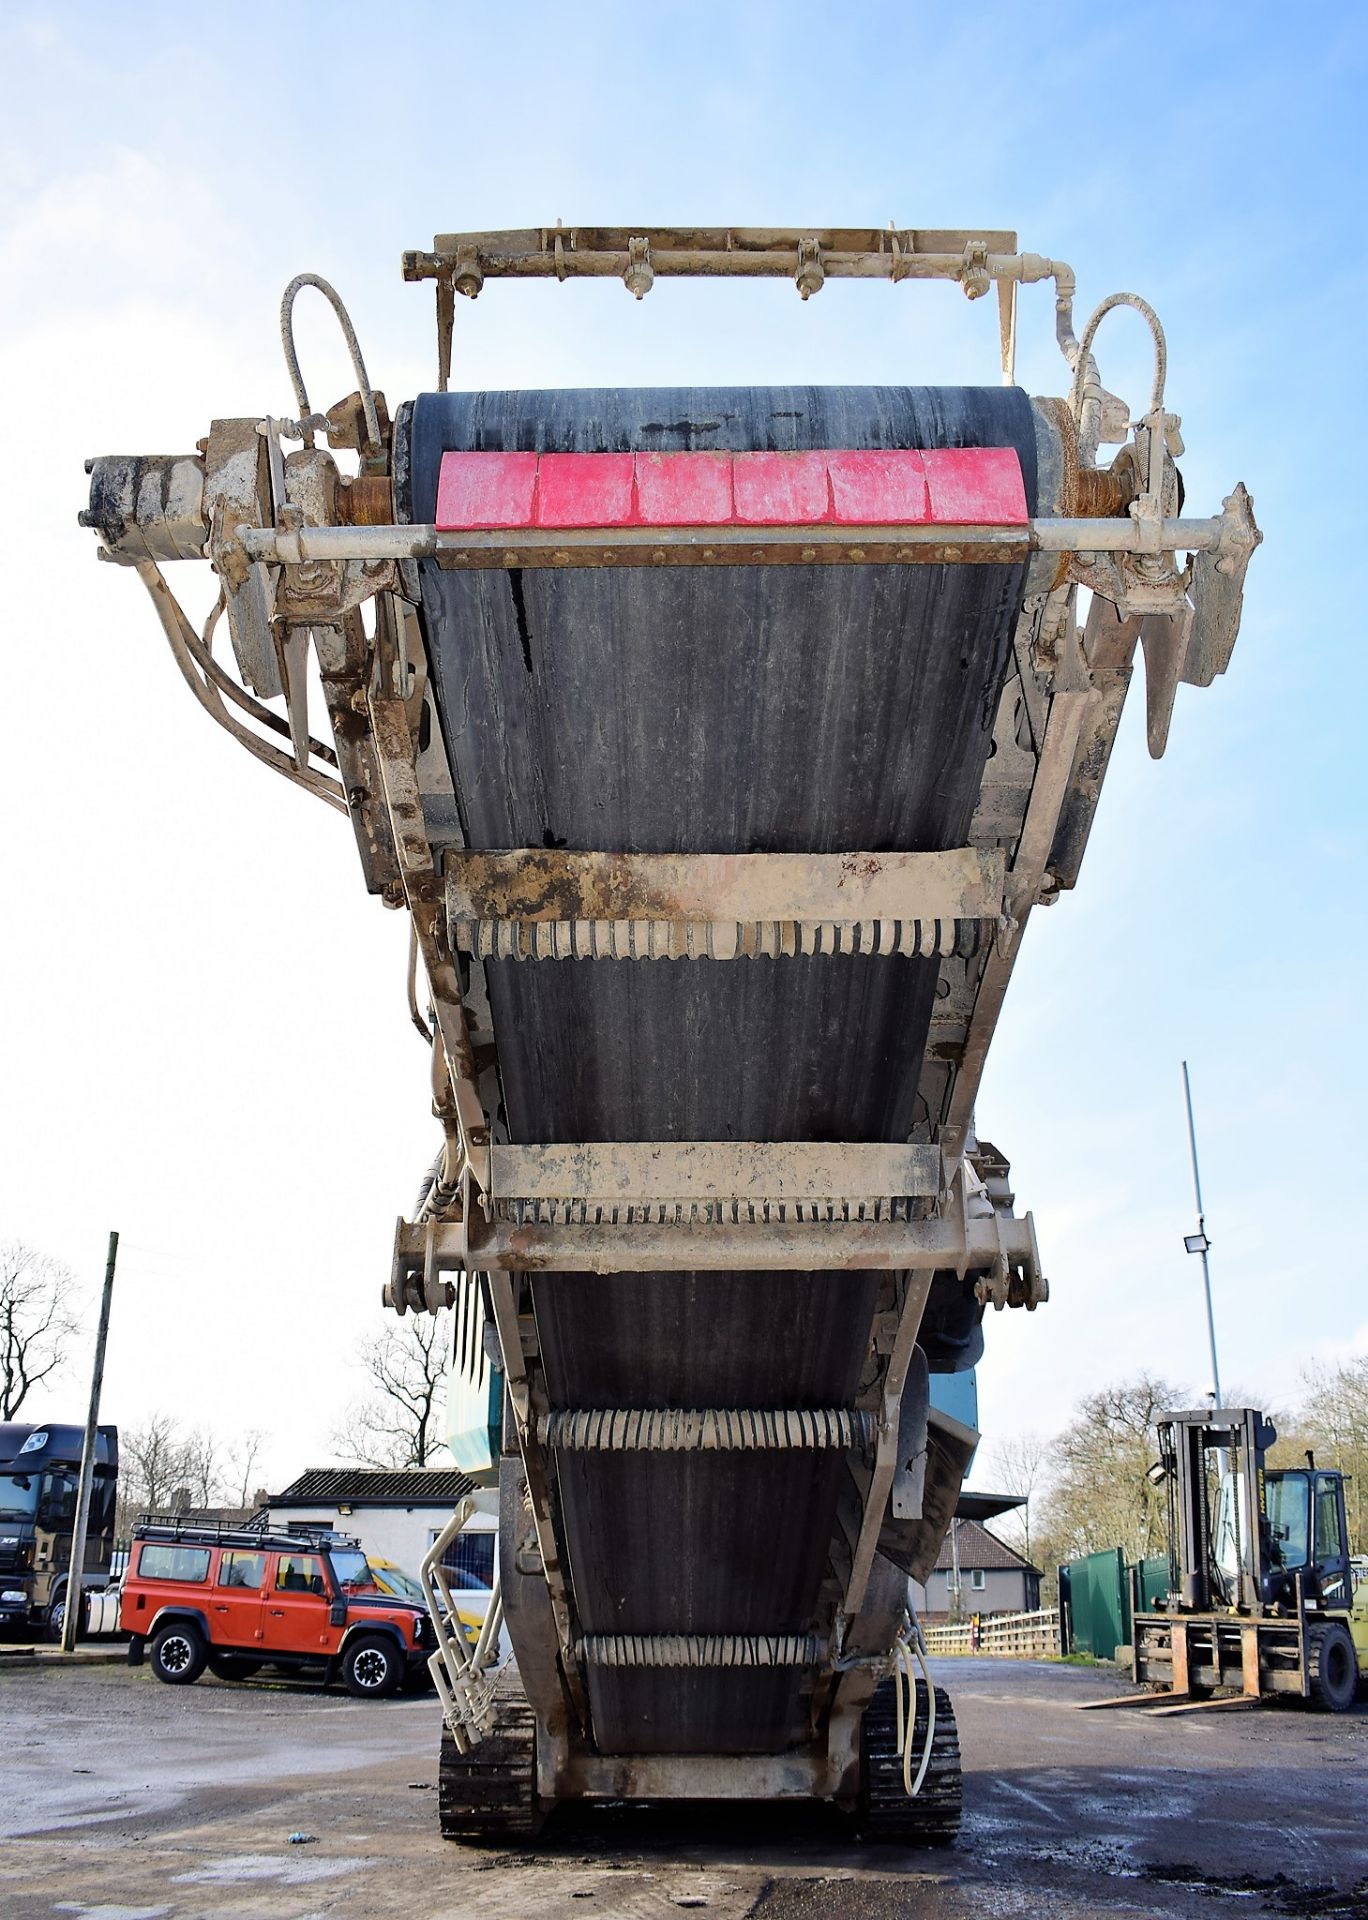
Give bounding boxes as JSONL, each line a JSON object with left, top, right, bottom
{"left": 1309, "top": 1622, "right": 1358, "bottom": 1713}
{"left": 341, "top": 1634, "right": 402, "bottom": 1698}
{"left": 149, "top": 1621, "right": 207, "bottom": 1685}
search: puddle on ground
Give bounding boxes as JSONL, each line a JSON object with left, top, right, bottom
{"left": 171, "top": 1851, "right": 372, "bottom": 1887}
{"left": 55, "top": 1907, "right": 173, "bottom": 1920}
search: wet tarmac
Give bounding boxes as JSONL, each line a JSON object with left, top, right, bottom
{"left": 3, "top": 1656, "right": 1367, "bottom": 1917}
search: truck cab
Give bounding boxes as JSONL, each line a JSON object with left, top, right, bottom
{"left": 0, "top": 1423, "right": 118, "bottom": 1638}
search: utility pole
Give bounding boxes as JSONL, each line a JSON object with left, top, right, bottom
{"left": 61, "top": 1231, "right": 118, "bottom": 1654}
{"left": 1180, "top": 1064, "right": 1223, "bottom": 1409}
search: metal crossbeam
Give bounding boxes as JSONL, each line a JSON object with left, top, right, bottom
{"left": 490, "top": 1141, "right": 941, "bottom": 1202}
{"left": 238, "top": 514, "right": 1239, "bottom": 569}
{"left": 405, "top": 225, "right": 1022, "bottom": 290}
{"left": 445, "top": 848, "right": 1003, "bottom": 961}
{"left": 389, "top": 1203, "right": 1041, "bottom": 1282}
{"left": 448, "top": 847, "right": 1002, "bottom": 927}
{"left": 537, "top": 1408, "right": 875, "bottom": 1453}
{"left": 575, "top": 1633, "right": 826, "bottom": 1669}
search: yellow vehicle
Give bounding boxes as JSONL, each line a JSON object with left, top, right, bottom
{"left": 367, "top": 1556, "right": 487, "bottom": 1653}
{"left": 1351, "top": 1557, "right": 1368, "bottom": 1674}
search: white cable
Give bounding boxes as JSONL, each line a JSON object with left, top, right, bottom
{"left": 909, "top": 1634, "right": 937, "bottom": 1799}
{"left": 898, "top": 1637, "right": 918, "bottom": 1795}
{"left": 891, "top": 1629, "right": 938, "bottom": 1799}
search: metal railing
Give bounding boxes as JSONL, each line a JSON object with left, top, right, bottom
{"left": 923, "top": 1606, "right": 1062, "bottom": 1660}
{"left": 419, "top": 1491, "right": 506, "bottom": 1750}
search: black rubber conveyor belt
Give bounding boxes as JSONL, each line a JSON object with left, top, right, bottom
{"left": 404, "top": 386, "right": 1038, "bottom": 1755}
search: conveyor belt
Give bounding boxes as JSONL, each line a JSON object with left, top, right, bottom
{"left": 404, "top": 385, "right": 1042, "bottom": 1754}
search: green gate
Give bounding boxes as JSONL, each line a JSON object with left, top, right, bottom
{"left": 1135, "top": 1554, "right": 1169, "bottom": 1613}
{"left": 1060, "top": 1550, "right": 1171, "bottom": 1656}
{"left": 1060, "top": 1548, "right": 1126, "bottom": 1657}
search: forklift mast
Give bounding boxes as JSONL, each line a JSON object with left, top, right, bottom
{"left": 1158, "top": 1407, "right": 1276, "bottom": 1612}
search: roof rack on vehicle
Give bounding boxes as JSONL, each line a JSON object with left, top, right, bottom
{"left": 132, "top": 1514, "right": 362, "bottom": 1553}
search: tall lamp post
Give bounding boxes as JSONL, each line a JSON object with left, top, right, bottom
{"left": 1181, "top": 1063, "right": 1223, "bottom": 1409}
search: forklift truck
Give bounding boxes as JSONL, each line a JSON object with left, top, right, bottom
{"left": 1133, "top": 1408, "right": 1367, "bottom": 1711}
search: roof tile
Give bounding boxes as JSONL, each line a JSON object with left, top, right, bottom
{"left": 932, "top": 1518, "right": 1039, "bottom": 1574}
{"left": 271, "top": 1467, "right": 473, "bottom": 1506}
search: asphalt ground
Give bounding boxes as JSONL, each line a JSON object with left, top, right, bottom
{"left": 3, "top": 1655, "right": 1367, "bottom": 1919}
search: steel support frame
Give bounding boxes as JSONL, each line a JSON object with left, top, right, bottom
{"left": 485, "top": 1139, "right": 941, "bottom": 1199}
{"left": 366, "top": 676, "right": 488, "bottom": 1176}
{"left": 483, "top": 1262, "right": 592, "bottom": 1730}
{"left": 939, "top": 677, "right": 1097, "bottom": 1174}
{"left": 537, "top": 1738, "right": 865, "bottom": 1806}
{"left": 406, "top": 225, "right": 1048, "bottom": 389}
{"left": 445, "top": 846, "right": 1005, "bottom": 934}
{"left": 239, "top": 513, "right": 1236, "bottom": 568}
{"left": 841, "top": 1271, "right": 934, "bottom": 1621}
{"left": 390, "top": 1186, "right": 1041, "bottom": 1277}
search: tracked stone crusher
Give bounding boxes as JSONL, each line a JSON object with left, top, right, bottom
{"left": 82, "top": 227, "right": 1259, "bottom": 1842}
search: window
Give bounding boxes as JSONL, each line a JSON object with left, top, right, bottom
{"left": 217, "top": 1551, "right": 265, "bottom": 1590}
{"left": 442, "top": 1530, "right": 495, "bottom": 1591}
{"left": 138, "top": 1543, "right": 211, "bottom": 1584}
{"left": 276, "top": 1553, "right": 327, "bottom": 1597}
{"left": 38, "top": 1472, "right": 78, "bottom": 1529}
{"left": 328, "top": 1548, "right": 376, "bottom": 1591}
{"left": 1314, "top": 1476, "right": 1346, "bottom": 1563}
{"left": 969, "top": 1568, "right": 986, "bottom": 1592}
{"left": 1267, "top": 1473, "right": 1310, "bottom": 1570}
{"left": 0, "top": 1472, "right": 37, "bottom": 1519}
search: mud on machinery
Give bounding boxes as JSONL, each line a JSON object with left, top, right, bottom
{"left": 81, "top": 227, "right": 1259, "bottom": 1841}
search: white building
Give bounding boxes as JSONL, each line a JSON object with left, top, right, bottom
{"left": 264, "top": 1468, "right": 487, "bottom": 1586}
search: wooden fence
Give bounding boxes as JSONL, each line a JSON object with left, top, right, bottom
{"left": 922, "top": 1606, "right": 1062, "bottom": 1660}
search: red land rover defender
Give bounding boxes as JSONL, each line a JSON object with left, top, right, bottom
{"left": 120, "top": 1520, "right": 432, "bottom": 1697}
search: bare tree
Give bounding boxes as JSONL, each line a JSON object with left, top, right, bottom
{"left": 180, "top": 1428, "right": 223, "bottom": 1509}
{"left": 984, "top": 1430, "right": 1050, "bottom": 1566}
{"left": 1035, "top": 1372, "right": 1185, "bottom": 1575}
{"left": 114, "top": 1414, "right": 268, "bottom": 1536}
{"left": 331, "top": 1312, "right": 451, "bottom": 1469}
{"left": 116, "top": 1411, "right": 191, "bottom": 1534}
{"left": 1298, "top": 1355, "right": 1368, "bottom": 1553}
{"left": 0, "top": 1241, "right": 82, "bottom": 1421}
{"left": 225, "top": 1427, "right": 269, "bottom": 1507}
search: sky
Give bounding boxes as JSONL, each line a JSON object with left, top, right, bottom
{"left": 1, "top": 0, "right": 1365, "bottom": 1494}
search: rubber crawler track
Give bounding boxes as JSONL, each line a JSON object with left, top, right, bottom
{"left": 859, "top": 1678, "right": 962, "bottom": 1844}
{"left": 438, "top": 1671, "right": 543, "bottom": 1843}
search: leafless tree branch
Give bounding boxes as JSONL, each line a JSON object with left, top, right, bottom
{"left": 0, "top": 1240, "right": 82, "bottom": 1421}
